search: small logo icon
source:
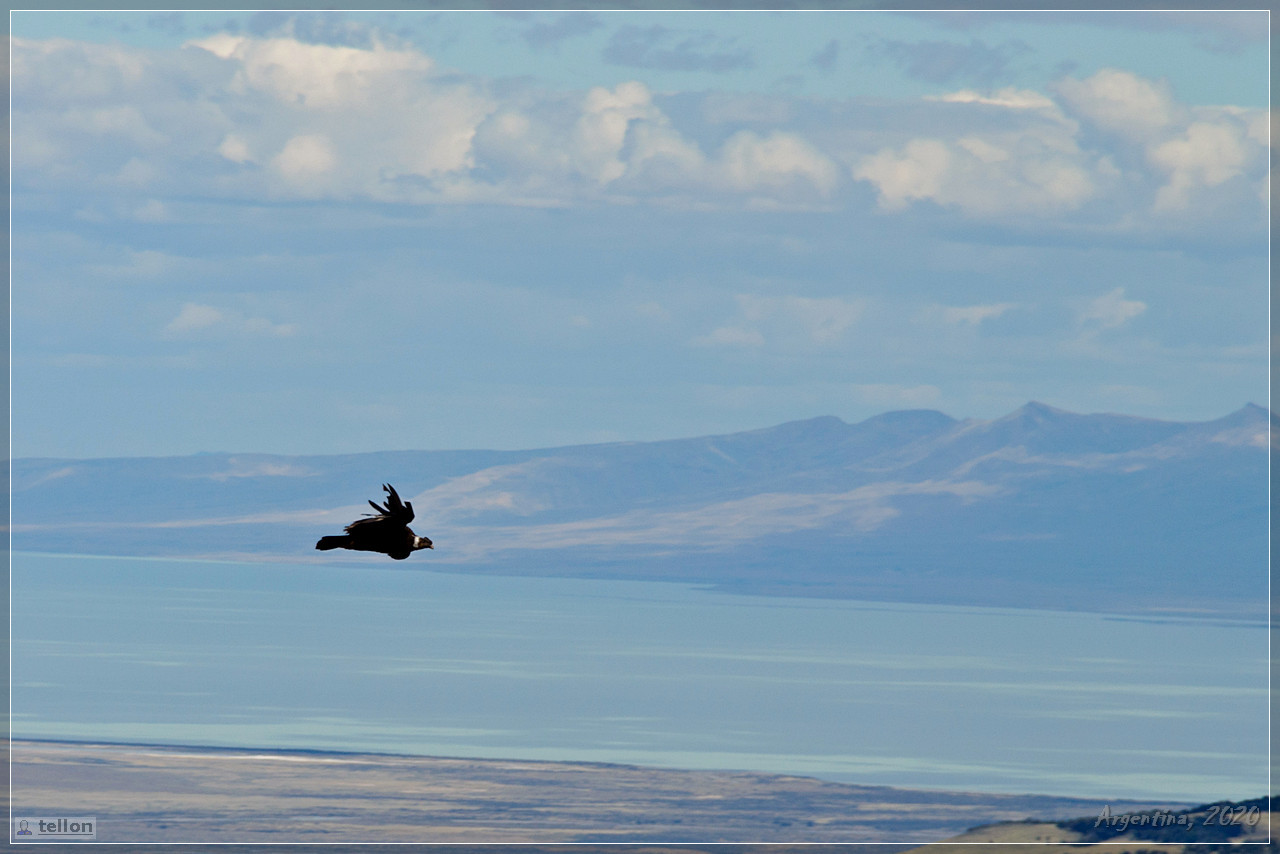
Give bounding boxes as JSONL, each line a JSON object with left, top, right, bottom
{"left": 14, "top": 820, "right": 31, "bottom": 836}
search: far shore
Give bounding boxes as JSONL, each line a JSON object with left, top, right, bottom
{"left": 13, "top": 548, "right": 1270, "bottom": 624}
{"left": 8, "top": 738, "right": 1195, "bottom": 847}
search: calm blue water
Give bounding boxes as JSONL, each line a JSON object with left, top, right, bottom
{"left": 11, "top": 551, "right": 1268, "bottom": 802}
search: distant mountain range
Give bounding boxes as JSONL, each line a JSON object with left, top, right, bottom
{"left": 12, "top": 402, "right": 1272, "bottom": 617}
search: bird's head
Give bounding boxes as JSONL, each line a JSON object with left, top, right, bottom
{"left": 414, "top": 536, "right": 434, "bottom": 551}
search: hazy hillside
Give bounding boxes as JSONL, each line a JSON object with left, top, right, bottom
{"left": 12, "top": 402, "right": 1271, "bottom": 616}
{"left": 908, "top": 794, "right": 1272, "bottom": 853}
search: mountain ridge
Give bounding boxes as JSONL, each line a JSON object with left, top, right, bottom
{"left": 12, "top": 402, "right": 1270, "bottom": 617}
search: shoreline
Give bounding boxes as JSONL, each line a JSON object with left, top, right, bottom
{"left": 13, "top": 549, "right": 1269, "bottom": 625}
{"left": 9, "top": 738, "right": 1197, "bottom": 846}
{"left": 11, "top": 736, "right": 1198, "bottom": 805}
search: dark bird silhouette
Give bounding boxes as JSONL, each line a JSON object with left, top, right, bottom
{"left": 316, "top": 483, "right": 433, "bottom": 560}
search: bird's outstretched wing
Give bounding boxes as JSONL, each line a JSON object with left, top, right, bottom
{"left": 366, "top": 483, "right": 415, "bottom": 524}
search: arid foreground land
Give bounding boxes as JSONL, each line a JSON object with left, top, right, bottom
{"left": 10, "top": 739, "right": 1189, "bottom": 848}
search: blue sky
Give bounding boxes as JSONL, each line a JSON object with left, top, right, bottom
{"left": 10, "top": 10, "right": 1270, "bottom": 458}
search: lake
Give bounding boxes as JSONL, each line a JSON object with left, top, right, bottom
{"left": 11, "top": 551, "right": 1268, "bottom": 803}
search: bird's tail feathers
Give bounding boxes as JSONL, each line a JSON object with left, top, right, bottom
{"left": 315, "top": 535, "right": 349, "bottom": 551}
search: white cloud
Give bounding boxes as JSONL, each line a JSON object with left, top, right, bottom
{"left": 1055, "top": 68, "right": 1177, "bottom": 141}
{"left": 165, "top": 303, "right": 225, "bottom": 334}
{"left": 957, "top": 136, "right": 1010, "bottom": 163}
{"left": 854, "top": 132, "right": 1096, "bottom": 216}
{"left": 1148, "top": 121, "right": 1248, "bottom": 211}
{"left": 851, "top": 68, "right": 1264, "bottom": 225}
{"left": 717, "top": 131, "right": 841, "bottom": 197}
{"left": 855, "top": 139, "right": 951, "bottom": 211}
{"left": 696, "top": 294, "right": 864, "bottom": 349}
{"left": 473, "top": 81, "right": 700, "bottom": 198}
{"left": 90, "top": 248, "right": 171, "bottom": 278}
{"left": 70, "top": 105, "right": 166, "bottom": 147}
{"left": 626, "top": 119, "right": 708, "bottom": 186}
{"left": 218, "top": 134, "right": 253, "bottom": 164}
{"left": 693, "top": 326, "right": 766, "bottom": 348}
{"left": 477, "top": 82, "right": 838, "bottom": 205}
{"left": 2, "top": 34, "right": 856, "bottom": 211}
{"left": 163, "top": 302, "right": 297, "bottom": 339}
{"left": 190, "top": 34, "right": 434, "bottom": 110}
{"left": 243, "top": 317, "right": 298, "bottom": 337}
{"left": 1080, "top": 288, "right": 1146, "bottom": 330}
{"left": 574, "top": 81, "right": 662, "bottom": 184}
{"left": 12, "top": 36, "right": 147, "bottom": 102}
{"left": 930, "top": 87, "right": 1055, "bottom": 110}
{"left": 1054, "top": 68, "right": 1264, "bottom": 216}
{"left": 9, "top": 34, "right": 1268, "bottom": 230}
{"left": 131, "top": 199, "right": 171, "bottom": 223}
{"left": 272, "top": 133, "right": 337, "bottom": 183}
{"left": 186, "top": 34, "right": 493, "bottom": 201}
{"left": 853, "top": 83, "right": 1101, "bottom": 216}
{"left": 940, "top": 303, "right": 1016, "bottom": 325}
{"left": 110, "top": 156, "right": 162, "bottom": 188}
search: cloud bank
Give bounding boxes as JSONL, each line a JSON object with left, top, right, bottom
{"left": 11, "top": 33, "right": 1267, "bottom": 235}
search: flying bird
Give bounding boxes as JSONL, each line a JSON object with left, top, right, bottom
{"left": 316, "top": 483, "right": 434, "bottom": 560}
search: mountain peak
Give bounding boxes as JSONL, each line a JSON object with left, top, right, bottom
{"left": 850, "top": 409, "right": 959, "bottom": 447}
{"left": 750, "top": 415, "right": 850, "bottom": 441}
{"left": 1190, "top": 403, "right": 1275, "bottom": 449}
{"left": 1236, "top": 402, "right": 1275, "bottom": 423}
{"left": 956, "top": 401, "right": 1193, "bottom": 456}
{"left": 1009, "top": 400, "right": 1070, "bottom": 420}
